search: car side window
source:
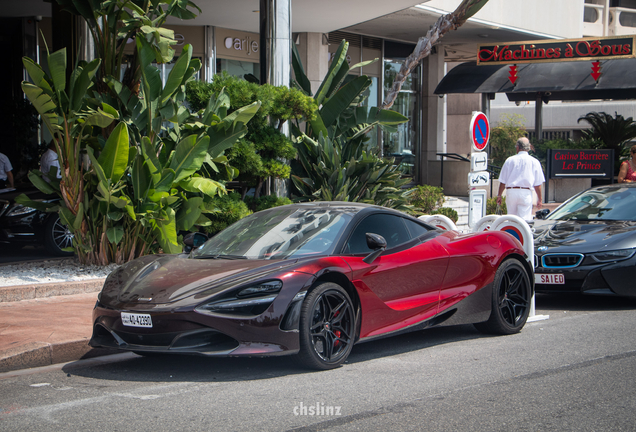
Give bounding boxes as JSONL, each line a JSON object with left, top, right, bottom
{"left": 346, "top": 214, "right": 411, "bottom": 255}
{"left": 403, "top": 218, "right": 433, "bottom": 238}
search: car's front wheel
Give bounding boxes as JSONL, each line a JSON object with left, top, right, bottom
{"left": 475, "top": 258, "right": 531, "bottom": 335}
{"left": 298, "top": 283, "right": 355, "bottom": 370}
{"left": 44, "top": 215, "right": 74, "bottom": 256}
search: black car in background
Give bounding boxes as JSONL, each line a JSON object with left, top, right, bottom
{"left": 533, "top": 184, "right": 636, "bottom": 298}
{"left": 0, "top": 188, "right": 73, "bottom": 256}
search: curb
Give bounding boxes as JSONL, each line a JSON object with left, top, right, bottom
{"left": 0, "top": 279, "right": 105, "bottom": 303}
{"left": 0, "top": 340, "right": 120, "bottom": 373}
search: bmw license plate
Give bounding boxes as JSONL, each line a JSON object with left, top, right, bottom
{"left": 535, "top": 274, "right": 565, "bottom": 284}
{"left": 121, "top": 312, "right": 153, "bottom": 328}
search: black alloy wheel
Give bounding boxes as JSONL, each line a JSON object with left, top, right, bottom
{"left": 44, "top": 215, "right": 74, "bottom": 256}
{"left": 475, "top": 258, "right": 531, "bottom": 335}
{"left": 298, "top": 282, "right": 355, "bottom": 370}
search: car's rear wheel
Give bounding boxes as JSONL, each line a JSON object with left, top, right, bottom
{"left": 298, "top": 283, "right": 355, "bottom": 370}
{"left": 44, "top": 215, "right": 74, "bottom": 256}
{"left": 475, "top": 258, "right": 531, "bottom": 335}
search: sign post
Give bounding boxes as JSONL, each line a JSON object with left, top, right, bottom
{"left": 468, "top": 112, "right": 490, "bottom": 229}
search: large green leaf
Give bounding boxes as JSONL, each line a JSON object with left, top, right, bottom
{"left": 207, "top": 124, "right": 249, "bottom": 159}
{"left": 154, "top": 207, "right": 180, "bottom": 254}
{"left": 223, "top": 101, "right": 261, "bottom": 126}
{"left": 70, "top": 58, "right": 101, "bottom": 112}
{"left": 47, "top": 48, "right": 67, "bottom": 93}
{"left": 22, "top": 57, "right": 46, "bottom": 88}
{"left": 320, "top": 76, "right": 371, "bottom": 127}
{"left": 87, "top": 147, "right": 108, "bottom": 186}
{"left": 14, "top": 193, "right": 58, "bottom": 212}
{"left": 178, "top": 177, "right": 224, "bottom": 197}
{"left": 106, "top": 226, "right": 125, "bottom": 244}
{"left": 84, "top": 108, "right": 117, "bottom": 128}
{"left": 169, "top": 135, "right": 209, "bottom": 183}
{"left": 291, "top": 43, "right": 312, "bottom": 96}
{"left": 315, "top": 40, "right": 348, "bottom": 106}
{"left": 161, "top": 44, "right": 192, "bottom": 104}
{"left": 26, "top": 170, "right": 57, "bottom": 195}
{"left": 175, "top": 196, "right": 203, "bottom": 231}
{"left": 131, "top": 154, "right": 152, "bottom": 203}
{"left": 98, "top": 122, "right": 130, "bottom": 184}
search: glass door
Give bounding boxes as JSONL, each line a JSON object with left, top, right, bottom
{"left": 383, "top": 59, "right": 420, "bottom": 181}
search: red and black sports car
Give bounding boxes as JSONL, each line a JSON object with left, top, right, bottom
{"left": 90, "top": 202, "right": 533, "bottom": 369}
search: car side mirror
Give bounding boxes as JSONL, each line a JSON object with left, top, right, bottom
{"left": 183, "top": 232, "right": 208, "bottom": 252}
{"left": 363, "top": 233, "right": 387, "bottom": 264}
{"left": 535, "top": 208, "right": 550, "bottom": 220}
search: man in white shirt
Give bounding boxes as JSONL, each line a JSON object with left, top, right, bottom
{"left": 0, "top": 152, "right": 14, "bottom": 189}
{"left": 40, "top": 141, "right": 61, "bottom": 183}
{"left": 496, "top": 137, "right": 545, "bottom": 221}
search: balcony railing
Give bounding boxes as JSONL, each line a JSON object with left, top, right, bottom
{"left": 583, "top": 5, "right": 636, "bottom": 37}
{"left": 583, "top": 3, "right": 605, "bottom": 36}
{"left": 609, "top": 7, "right": 636, "bottom": 36}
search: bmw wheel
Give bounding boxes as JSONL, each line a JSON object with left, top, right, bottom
{"left": 475, "top": 258, "right": 531, "bottom": 335}
{"left": 298, "top": 283, "right": 355, "bottom": 370}
{"left": 44, "top": 215, "right": 74, "bottom": 256}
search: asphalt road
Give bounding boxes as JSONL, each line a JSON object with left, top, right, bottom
{"left": 1, "top": 294, "right": 635, "bottom": 431}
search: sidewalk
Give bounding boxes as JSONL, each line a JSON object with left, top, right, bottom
{"left": 0, "top": 280, "right": 117, "bottom": 373}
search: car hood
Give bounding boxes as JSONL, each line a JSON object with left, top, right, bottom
{"left": 100, "top": 254, "right": 301, "bottom": 305}
{"left": 533, "top": 219, "right": 636, "bottom": 253}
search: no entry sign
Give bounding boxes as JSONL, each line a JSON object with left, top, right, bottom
{"left": 470, "top": 112, "right": 490, "bottom": 152}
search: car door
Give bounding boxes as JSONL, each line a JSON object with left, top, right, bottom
{"left": 340, "top": 213, "right": 450, "bottom": 338}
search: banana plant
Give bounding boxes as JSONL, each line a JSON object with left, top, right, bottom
{"left": 291, "top": 133, "right": 413, "bottom": 210}
{"left": 56, "top": 0, "right": 201, "bottom": 91}
{"left": 290, "top": 39, "right": 410, "bottom": 208}
{"left": 292, "top": 40, "right": 408, "bottom": 146}
{"left": 21, "top": 37, "right": 259, "bottom": 264}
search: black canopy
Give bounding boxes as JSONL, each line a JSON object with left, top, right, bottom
{"left": 434, "top": 59, "right": 636, "bottom": 101}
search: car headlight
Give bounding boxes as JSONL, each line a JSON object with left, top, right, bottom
{"left": 195, "top": 280, "right": 283, "bottom": 316}
{"left": 6, "top": 204, "right": 37, "bottom": 217}
{"left": 589, "top": 248, "right": 636, "bottom": 263}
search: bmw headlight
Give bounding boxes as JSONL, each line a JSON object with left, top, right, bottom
{"left": 195, "top": 280, "right": 283, "bottom": 316}
{"left": 589, "top": 248, "right": 636, "bottom": 263}
{"left": 6, "top": 204, "right": 37, "bottom": 217}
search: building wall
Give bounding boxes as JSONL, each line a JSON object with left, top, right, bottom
{"left": 424, "top": 0, "right": 585, "bottom": 38}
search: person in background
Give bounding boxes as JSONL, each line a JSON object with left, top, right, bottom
{"left": 0, "top": 151, "right": 14, "bottom": 189}
{"left": 496, "top": 137, "right": 545, "bottom": 222}
{"left": 618, "top": 144, "right": 636, "bottom": 183}
{"left": 40, "top": 141, "right": 61, "bottom": 183}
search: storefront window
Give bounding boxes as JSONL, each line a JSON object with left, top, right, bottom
{"left": 383, "top": 59, "right": 420, "bottom": 179}
{"left": 360, "top": 76, "right": 379, "bottom": 150}
{"left": 216, "top": 59, "right": 260, "bottom": 81}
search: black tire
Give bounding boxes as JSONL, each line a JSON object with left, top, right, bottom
{"left": 298, "top": 282, "right": 355, "bottom": 370}
{"left": 474, "top": 258, "right": 531, "bottom": 335}
{"left": 43, "top": 215, "right": 74, "bottom": 256}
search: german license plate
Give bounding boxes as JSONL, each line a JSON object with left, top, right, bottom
{"left": 535, "top": 274, "right": 565, "bottom": 284}
{"left": 121, "top": 312, "right": 153, "bottom": 328}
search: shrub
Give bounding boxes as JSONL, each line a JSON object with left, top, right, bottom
{"left": 204, "top": 193, "right": 252, "bottom": 235}
{"left": 245, "top": 195, "right": 293, "bottom": 212}
{"left": 486, "top": 197, "right": 506, "bottom": 215}
{"left": 489, "top": 114, "right": 527, "bottom": 169}
{"left": 407, "top": 185, "right": 445, "bottom": 214}
{"left": 432, "top": 207, "right": 458, "bottom": 223}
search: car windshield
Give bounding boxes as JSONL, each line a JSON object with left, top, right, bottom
{"left": 193, "top": 207, "right": 353, "bottom": 260}
{"left": 548, "top": 186, "right": 636, "bottom": 222}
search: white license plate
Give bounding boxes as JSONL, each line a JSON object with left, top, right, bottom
{"left": 535, "top": 274, "right": 565, "bottom": 285}
{"left": 121, "top": 312, "right": 153, "bottom": 328}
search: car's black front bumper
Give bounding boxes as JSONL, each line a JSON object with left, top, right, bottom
{"left": 534, "top": 255, "right": 636, "bottom": 297}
